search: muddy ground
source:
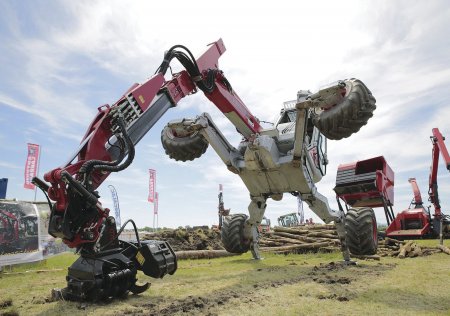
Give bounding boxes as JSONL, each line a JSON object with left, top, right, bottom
{"left": 1, "top": 249, "right": 449, "bottom": 315}
{"left": 125, "top": 261, "right": 395, "bottom": 316}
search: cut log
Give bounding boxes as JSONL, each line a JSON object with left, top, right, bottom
{"left": 350, "top": 254, "right": 381, "bottom": 261}
{"left": 272, "top": 232, "right": 323, "bottom": 243}
{"left": 266, "top": 236, "right": 307, "bottom": 245}
{"left": 175, "top": 250, "right": 241, "bottom": 260}
{"left": 273, "top": 227, "right": 309, "bottom": 235}
{"left": 398, "top": 241, "right": 414, "bottom": 259}
{"left": 306, "top": 232, "right": 339, "bottom": 239}
{"left": 303, "top": 224, "right": 336, "bottom": 231}
{"left": 260, "top": 241, "right": 332, "bottom": 253}
{"left": 437, "top": 245, "right": 450, "bottom": 255}
{"left": 408, "top": 244, "right": 422, "bottom": 257}
{"left": 258, "top": 240, "right": 284, "bottom": 247}
{"left": 385, "top": 237, "right": 405, "bottom": 245}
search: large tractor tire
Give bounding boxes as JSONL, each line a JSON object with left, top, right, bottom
{"left": 221, "top": 214, "right": 251, "bottom": 254}
{"left": 312, "top": 78, "right": 376, "bottom": 140}
{"left": 345, "top": 207, "right": 378, "bottom": 255}
{"left": 161, "top": 124, "right": 208, "bottom": 161}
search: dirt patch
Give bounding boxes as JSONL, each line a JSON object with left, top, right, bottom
{"left": 317, "top": 293, "right": 349, "bottom": 301}
{"left": 128, "top": 261, "right": 396, "bottom": 315}
{"left": 0, "top": 299, "right": 12, "bottom": 309}
{"left": 1, "top": 312, "right": 19, "bottom": 316}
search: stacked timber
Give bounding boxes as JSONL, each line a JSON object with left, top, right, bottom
{"left": 378, "top": 237, "right": 450, "bottom": 258}
{"left": 259, "top": 224, "right": 340, "bottom": 254}
{"left": 261, "top": 227, "right": 450, "bottom": 258}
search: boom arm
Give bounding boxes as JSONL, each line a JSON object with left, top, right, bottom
{"left": 428, "top": 128, "right": 450, "bottom": 216}
{"left": 408, "top": 178, "right": 423, "bottom": 207}
{"left": 36, "top": 39, "right": 262, "bottom": 248}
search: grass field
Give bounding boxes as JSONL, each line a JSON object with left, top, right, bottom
{"left": 0, "top": 240, "right": 449, "bottom": 315}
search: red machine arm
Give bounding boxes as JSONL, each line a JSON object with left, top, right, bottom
{"left": 428, "top": 128, "right": 450, "bottom": 216}
{"left": 408, "top": 178, "right": 423, "bottom": 207}
{"left": 35, "top": 39, "right": 261, "bottom": 249}
{"left": 30, "top": 38, "right": 268, "bottom": 301}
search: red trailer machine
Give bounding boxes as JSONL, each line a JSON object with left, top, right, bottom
{"left": 335, "top": 128, "right": 450, "bottom": 242}
{"left": 334, "top": 156, "right": 395, "bottom": 254}
{"left": 385, "top": 128, "right": 450, "bottom": 239}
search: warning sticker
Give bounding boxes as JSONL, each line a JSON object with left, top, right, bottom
{"left": 136, "top": 251, "right": 145, "bottom": 266}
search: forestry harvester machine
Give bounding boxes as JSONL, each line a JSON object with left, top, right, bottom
{"left": 32, "top": 39, "right": 376, "bottom": 301}
{"left": 0, "top": 209, "right": 19, "bottom": 253}
{"left": 0, "top": 207, "right": 38, "bottom": 254}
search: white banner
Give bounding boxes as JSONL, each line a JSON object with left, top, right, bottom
{"left": 154, "top": 192, "right": 159, "bottom": 215}
{"left": 108, "top": 185, "right": 121, "bottom": 228}
{"left": 297, "top": 196, "right": 304, "bottom": 225}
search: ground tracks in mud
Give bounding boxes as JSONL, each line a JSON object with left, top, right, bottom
{"left": 124, "top": 261, "right": 396, "bottom": 316}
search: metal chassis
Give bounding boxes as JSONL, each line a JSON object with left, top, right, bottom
{"left": 168, "top": 87, "right": 352, "bottom": 260}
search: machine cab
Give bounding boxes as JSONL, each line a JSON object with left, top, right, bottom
{"left": 274, "top": 100, "right": 328, "bottom": 178}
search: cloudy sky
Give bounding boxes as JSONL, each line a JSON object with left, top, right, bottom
{"left": 1, "top": 0, "right": 450, "bottom": 229}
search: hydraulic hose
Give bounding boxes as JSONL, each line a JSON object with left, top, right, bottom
{"left": 91, "top": 115, "right": 135, "bottom": 173}
{"left": 79, "top": 114, "right": 135, "bottom": 190}
{"left": 60, "top": 171, "right": 98, "bottom": 206}
{"left": 156, "top": 45, "right": 222, "bottom": 94}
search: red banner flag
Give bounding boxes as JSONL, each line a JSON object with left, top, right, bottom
{"left": 148, "top": 169, "right": 156, "bottom": 202}
{"left": 154, "top": 192, "right": 159, "bottom": 215}
{"left": 24, "top": 143, "right": 40, "bottom": 190}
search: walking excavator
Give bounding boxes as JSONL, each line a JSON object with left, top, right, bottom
{"left": 32, "top": 39, "right": 377, "bottom": 301}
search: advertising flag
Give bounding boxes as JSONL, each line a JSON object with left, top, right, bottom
{"left": 219, "top": 184, "right": 223, "bottom": 192}
{"left": 297, "top": 195, "right": 304, "bottom": 224}
{"left": 148, "top": 169, "right": 156, "bottom": 203}
{"left": 108, "top": 185, "right": 121, "bottom": 228}
{"left": 154, "top": 192, "right": 159, "bottom": 215}
{"left": 24, "top": 143, "right": 40, "bottom": 190}
{"left": 0, "top": 178, "right": 8, "bottom": 199}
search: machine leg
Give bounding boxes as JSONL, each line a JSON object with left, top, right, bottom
{"left": 250, "top": 225, "right": 262, "bottom": 260}
{"left": 334, "top": 218, "right": 352, "bottom": 263}
{"left": 246, "top": 196, "right": 267, "bottom": 260}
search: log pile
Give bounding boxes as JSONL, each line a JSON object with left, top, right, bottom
{"left": 260, "top": 226, "right": 450, "bottom": 259}
{"left": 259, "top": 224, "right": 340, "bottom": 254}
{"left": 378, "top": 237, "right": 450, "bottom": 258}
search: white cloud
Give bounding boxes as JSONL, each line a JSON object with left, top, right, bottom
{"left": 2, "top": 0, "right": 450, "bottom": 228}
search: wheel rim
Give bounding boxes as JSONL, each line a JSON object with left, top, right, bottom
{"left": 166, "top": 127, "right": 196, "bottom": 140}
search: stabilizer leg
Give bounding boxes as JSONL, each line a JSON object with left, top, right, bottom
{"left": 246, "top": 196, "right": 267, "bottom": 260}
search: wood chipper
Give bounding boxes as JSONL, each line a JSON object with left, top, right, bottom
{"left": 334, "top": 156, "right": 395, "bottom": 254}
{"left": 385, "top": 128, "right": 450, "bottom": 239}
{"left": 335, "top": 128, "right": 450, "bottom": 242}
